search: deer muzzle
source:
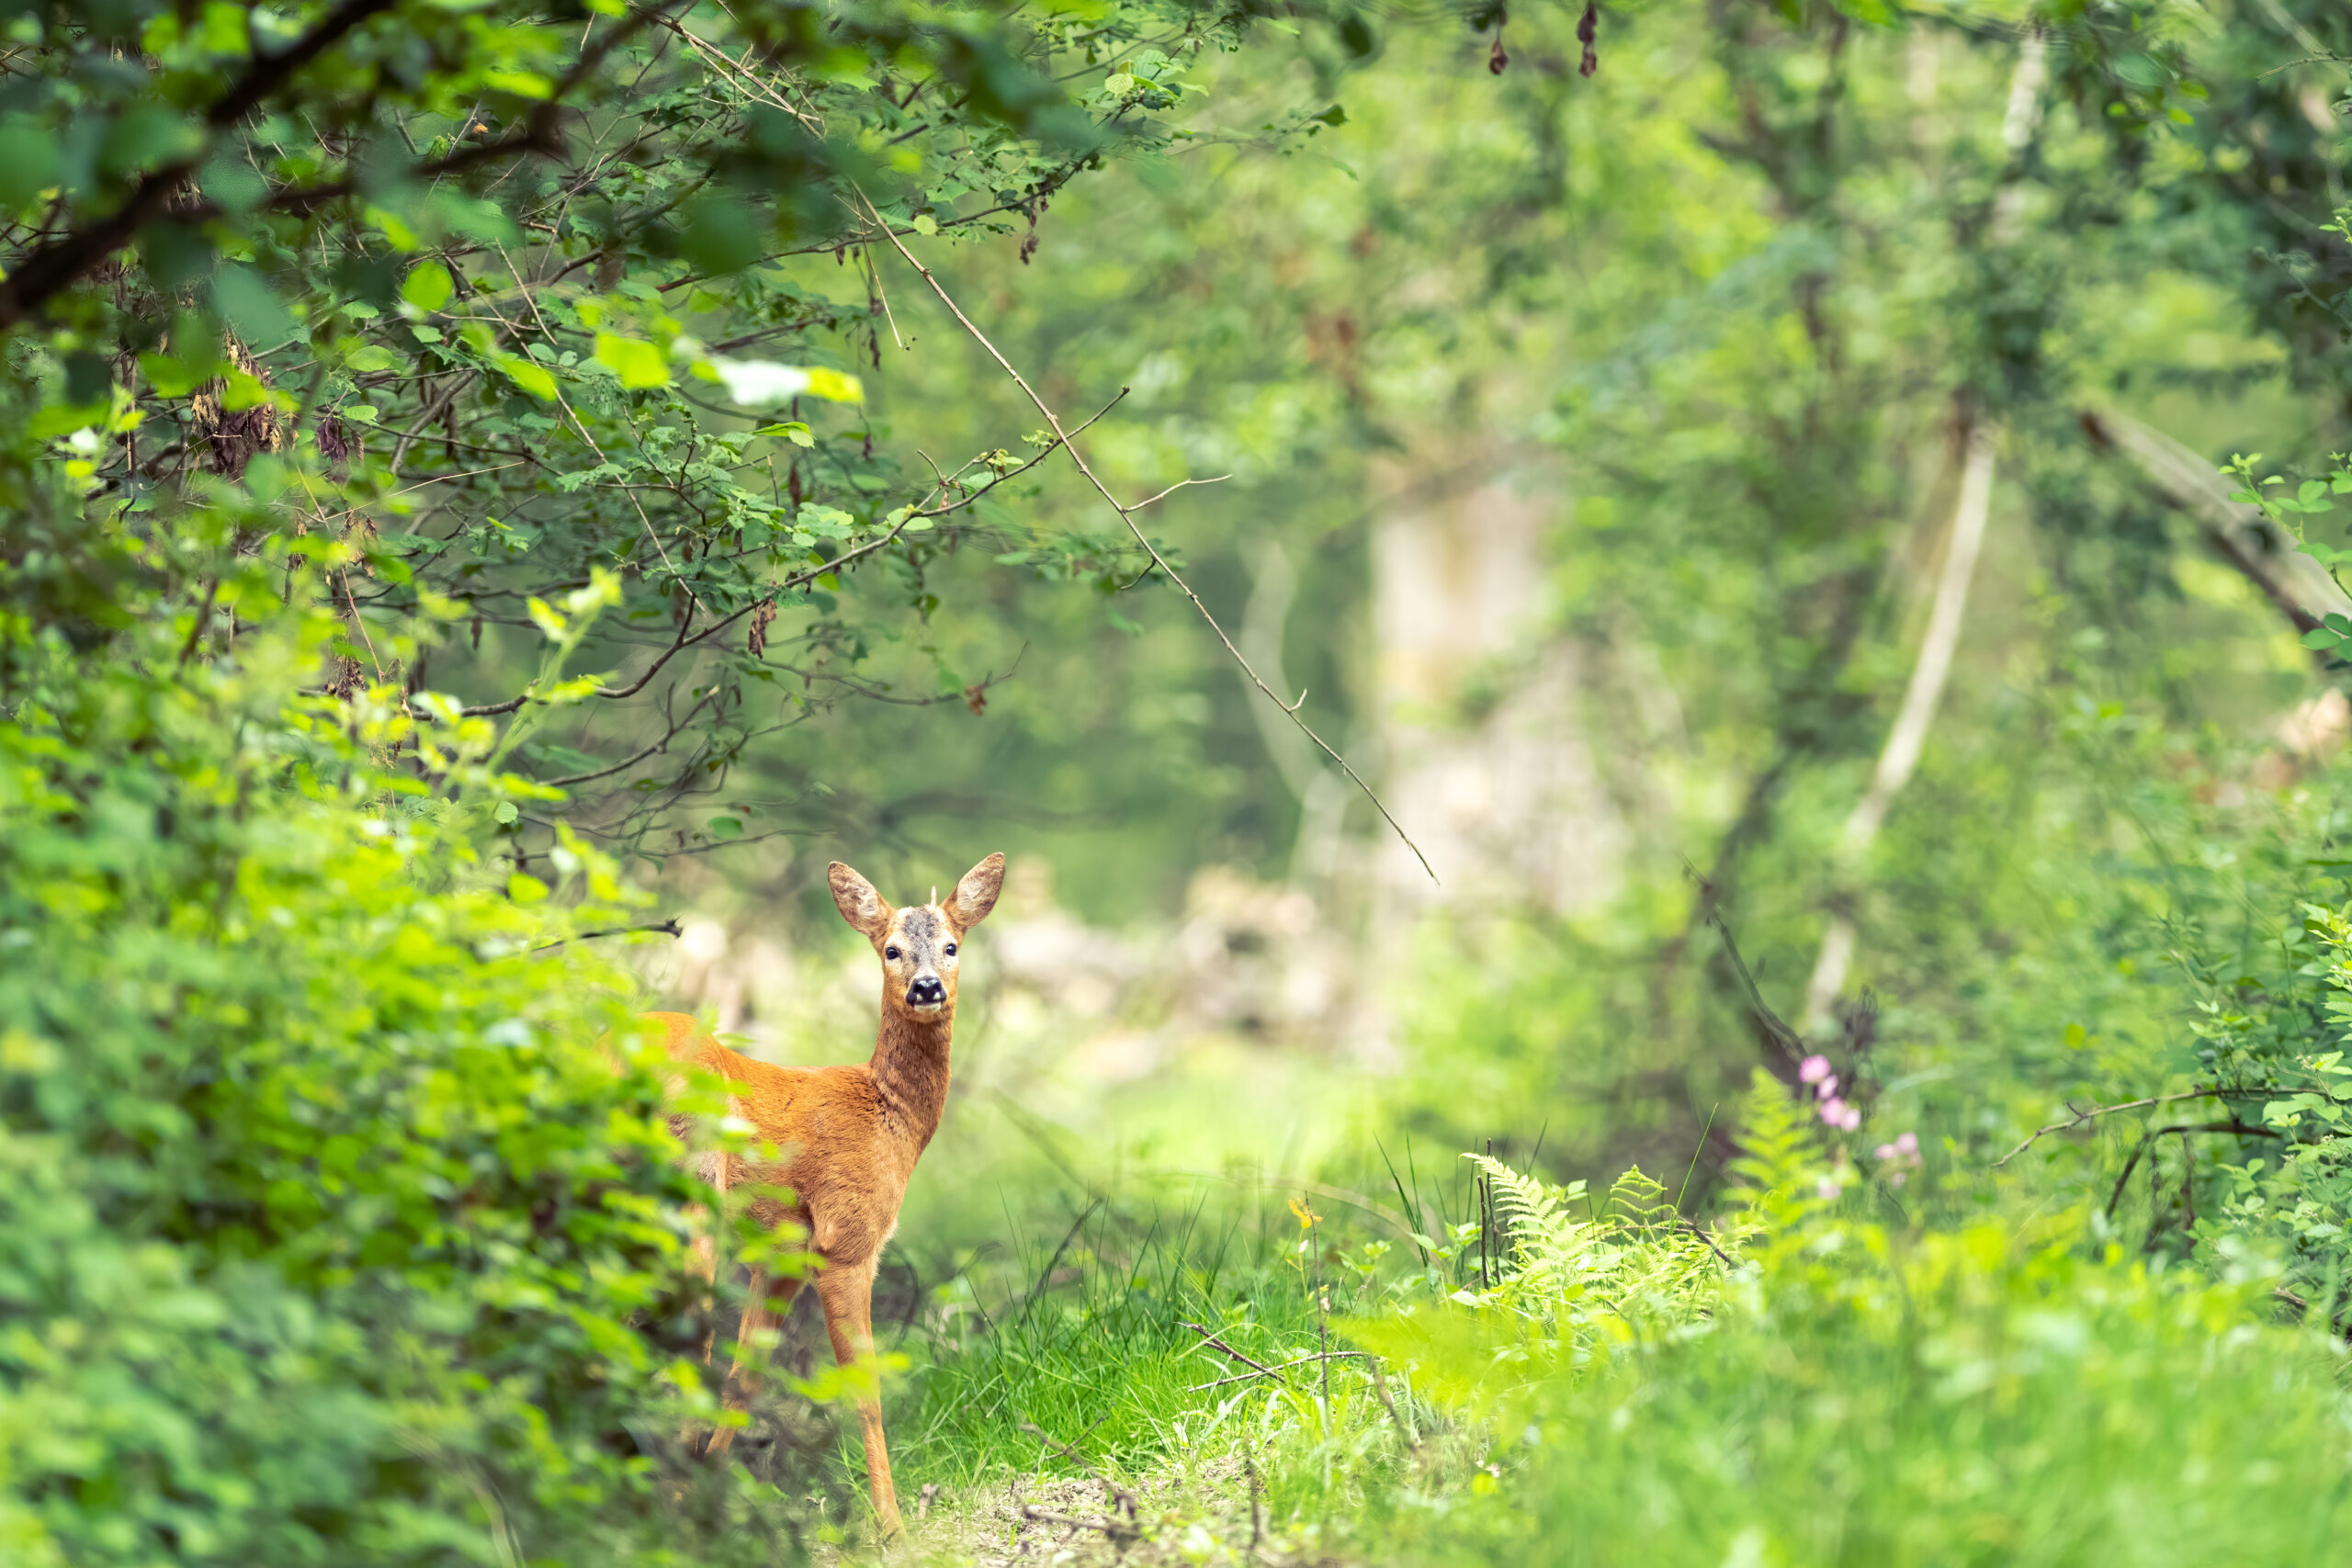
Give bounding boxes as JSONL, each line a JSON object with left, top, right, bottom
{"left": 905, "top": 975, "right": 946, "bottom": 1010}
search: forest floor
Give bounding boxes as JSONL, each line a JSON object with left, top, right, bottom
{"left": 906, "top": 1461, "right": 1306, "bottom": 1567}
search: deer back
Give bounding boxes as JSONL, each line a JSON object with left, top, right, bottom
{"left": 644, "top": 1010, "right": 916, "bottom": 1264}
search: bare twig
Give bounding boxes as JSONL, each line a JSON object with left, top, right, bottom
{"left": 176, "top": 577, "right": 221, "bottom": 669}
{"left": 543, "top": 689, "right": 718, "bottom": 786}
{"left": 1678, "top": 1217, "right": 1736, "bottom": 1269}
{"left": 859, "top": 194, "right": 1435, "bottom": 883}
{"left": 1018, "top": 1507, "right": 1137, "bottom": 1540}
{"left": 1017, "top": 1420, "right": 1136, "bottom": 1519}
{"left": 1693, "top": 888, "right": 1807, "bottom": 1071}
{"left": 2275, "top": 1284, "right": 2352, "bottom": 1339}
{"left": 1129, "top": 473, "right": 1230, "bottom": 511}
{"left": 1994, "top": 1089, "right": 2272, "bottom": 1168}
{"left": 1364, "top": 1356, "right": 1416, "bottom": 1450}
{"left": 1186, "top": 1349, "right": 1374, "bottom": 1393}
{"left": 1177, "top": 1321, "right": 1291, "bottom": 1385}
{"left": 531, "top": 916, "right": 683, "bottom": 951}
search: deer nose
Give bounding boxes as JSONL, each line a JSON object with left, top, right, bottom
{"left": 906, "top": 975, "right": 946, "bottom": 1008}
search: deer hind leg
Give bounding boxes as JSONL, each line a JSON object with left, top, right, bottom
{"left": 816, "top": 1259, "right": 905, "bottom": 1540}
{"left": 704, "top": 1270, "right": 804, "bottom": 1461}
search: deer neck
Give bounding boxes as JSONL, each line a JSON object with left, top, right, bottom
{"left": 867, "top": 1004, "right": 954, "bottom": 1154}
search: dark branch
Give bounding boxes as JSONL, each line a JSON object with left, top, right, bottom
{"left": 0, "top": 0, "right": 398, "bottom": 325}
{"left": 531, "top": 916, "right": 682, "bottom": 951}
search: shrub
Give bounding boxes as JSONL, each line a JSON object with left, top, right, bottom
{"left": 0, "top": 519, "right": 802, "bottom": 1563}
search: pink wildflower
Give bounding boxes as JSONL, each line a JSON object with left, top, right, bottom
{"left": 1799, "top": 1055, "right": 1830, "bottom": 1085}
{"left": 1873, "top": 1143, "right": 1897, "bottom": 1161}
{"left": 1895, "top": 1131, "right": 1918, "bottom": 1156}
{"left": 1816, "top": 1074, "right": 1839, "bottom": 1100}
{"left": 1819, "top": 1096, "right": 1849, "bottom": 1125}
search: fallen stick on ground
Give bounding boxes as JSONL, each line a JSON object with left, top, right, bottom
{"left": 1017, "top": 1418, "right": 1136, "bottom": 1519}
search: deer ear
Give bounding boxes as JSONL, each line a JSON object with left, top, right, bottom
{"left": 944, "top": 852, "right": 1006, "bottom": 931}
{"left": 828, "top": 862, "right": 892, "bottom": 939}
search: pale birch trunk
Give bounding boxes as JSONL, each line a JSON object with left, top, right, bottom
{"left": 1797, "top": 30, "right": 2047, "bottom": 1036}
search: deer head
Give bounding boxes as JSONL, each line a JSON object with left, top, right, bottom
{"left": 829, "top": 853, "right": 1005, "bottom": 1019}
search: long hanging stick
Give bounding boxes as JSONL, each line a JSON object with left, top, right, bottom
{"left": 1797, "top": 30, "right": 2046, "bottom": 1035}
{"left": 856, "top": 193, "right": 1436, "bottom": 884}
{"left": 1798, "top": 423, "right": 1996, "bottom": 1032}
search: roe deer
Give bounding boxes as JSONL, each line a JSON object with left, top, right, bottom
{"left": 649, "top": 852, "right": 1004, "bottom": 1540}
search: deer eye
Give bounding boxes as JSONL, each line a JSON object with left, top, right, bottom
{"left": 944, "top": 942, "right": 957, "bottom": 957}
{"left": 884, "top": 945, "right": 900, "bottom": 960}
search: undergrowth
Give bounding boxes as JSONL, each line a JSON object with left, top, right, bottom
{"left": 868, "top": 1077, "right": 2352, "bottom": 1567}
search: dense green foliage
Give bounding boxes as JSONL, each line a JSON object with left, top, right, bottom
{"left": 1405, "top": 1084, "right": 2352, "bottom": 1568}
{"left": 0, "top": 568, "right": 771, "bottom": 1564}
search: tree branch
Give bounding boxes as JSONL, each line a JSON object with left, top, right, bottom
{"left": 1994, "top": 1089, "right": 2274, "bottom": 1168}
{"left": 1799, "top": 417, "right": 1997, "bottom": 1033}
{"left": 0, "top": 0, "right": 673, "bottom": 327}
{"left": 0, "top": 0, "right": 399, "bottom": 325}
{"left": 860, "top": 194, "right": 1435, "bottom": 882}
{"left": 2080, "top": 406, "right": 2352, "bottom": 640}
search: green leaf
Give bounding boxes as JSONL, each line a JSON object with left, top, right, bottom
{"left": 594, "top": 333, "right": 670, "bottom": 389}
{"left": 804, "top": 367, "right": 864, "bottom": 403}
{"left": 2301, "top": 627, "right": 2343, "bottom": 649}
{"left": 401, "top": 260, "right": 455, "bottom": 311}
{"left": 0, "top": 120, "right": 59, "bottom": 212}
{"left": 345, "top": 344, "right": 396, "bottom": 373}
{"left": 212, "top": 264, "right": 298, "bottom": 349}
{"left": 484, "top": 70, "right": 553, "bottom": 99}
{"left": 138, "top": 353, "right": 205, "bottom": 398}
{"left": 707, "top": 816, "right": 743, "bottom": 839}
{"left": 497, "top": 355, "right": 558, "bottom": 400}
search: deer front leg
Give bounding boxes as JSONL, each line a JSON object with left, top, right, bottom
{"left": 816, "top": 1260, "right": 904, "bottom": 1540}
{"left": 705, "top": 1270, "right": 802, "bottom": 1461}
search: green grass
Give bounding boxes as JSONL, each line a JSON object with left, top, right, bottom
{"left": 1392, "top": 1234, "right": 2352, "bottom": 1568}
{"left": 854, "top": 1099, "right": 2352, "bottom": 1568}
{"left": 886, "top": 1188, "right": 1396, "bottom": 1492}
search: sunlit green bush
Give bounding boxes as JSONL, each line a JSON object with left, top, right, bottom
{"left": 1363, "top": 1080, "right": 2352, "bottom": 1568}
{"left": 0, "top": 515, "right": 802, "bottom": 1562}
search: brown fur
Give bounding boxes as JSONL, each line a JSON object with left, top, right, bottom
{"left": 647, "top": 852, "right": 1004, "bottom": 1539}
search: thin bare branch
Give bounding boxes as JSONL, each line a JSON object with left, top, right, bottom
{"left": 1017, "top": 1421, "right": 1136, "bottom": 1519}
{"left": 1994, "top": 1089, "right": 2274, "bottom": 1168}
{"left": 531, "top": 916, "right": 683, "bottom": 951}
{"left": 544, "top": 689, "right": 718, "bottom": 786}
{"left": 860, "top": 197, "right": 1435, "bottom": 882}
{"left": 1177, "top": 1321, "right": 1291, "bottom": 1385}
